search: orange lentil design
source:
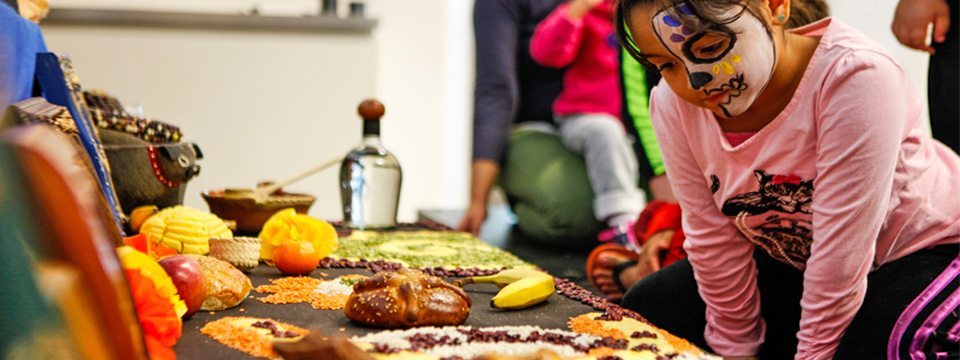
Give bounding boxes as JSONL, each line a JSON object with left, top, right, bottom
{"left": 568, "top": 313, "right": 704, "bottom": 355}
{"left": 586, "top": 347, "right": 619, "bottom": 357}
{"left": 567, "top": 315, "right": 626, "bottom": 340}
{"left": 658, "top": 329, "right": 702, "bottom": 354}
{"left": 200, "top": 317, "right": 307, "bottom": 359}
{"left": 255, "top": 276, "right": 359, "bottom": 310}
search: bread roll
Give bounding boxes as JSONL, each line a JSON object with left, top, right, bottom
{"left": 187, "top": 255, "right": 252, "bottom": 310}
{"left": 344, "top": 269, "right": 471, "bottom": 328}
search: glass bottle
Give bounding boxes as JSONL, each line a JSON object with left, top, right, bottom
{"left": 339, "top": 99, "right": 402, "bottom": 229}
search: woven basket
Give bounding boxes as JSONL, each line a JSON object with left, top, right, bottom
{"left": 208, "top": 237, "right": 261, "bottom": 271}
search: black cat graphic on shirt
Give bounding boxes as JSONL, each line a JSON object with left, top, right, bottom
{"left": 721, "top": 170, "right": 815, "bottom": 269}
{"left": 722, "top": 170, "right": 814, "bottom": 216}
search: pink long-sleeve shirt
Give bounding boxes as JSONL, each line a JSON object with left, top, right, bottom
{"left": 530, "top": 1, "right": 621, "bottom": 118}
{"left": 650, "top": 18, "right": 960, "bottom": 359}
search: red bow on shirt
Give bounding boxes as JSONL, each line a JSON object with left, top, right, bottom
{"left": 772, "top": 174, "right": 802, "bottom": 185}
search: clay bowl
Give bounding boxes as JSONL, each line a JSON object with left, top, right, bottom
{"left": 202, "top": 188, "right": 316, "bottom": 234}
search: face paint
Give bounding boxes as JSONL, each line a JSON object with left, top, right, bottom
{"left": 652, "top": 3, "right": 776, "bottom": 118}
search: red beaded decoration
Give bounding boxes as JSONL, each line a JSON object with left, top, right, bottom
{"left": 147, "top": 145, "right": 180, "bottom": 188}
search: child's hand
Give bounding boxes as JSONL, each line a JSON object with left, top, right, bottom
{"left": 567, "top": 0, "right": 605, "bottom": 20}
{"left": 892, "top": 0, "right": 952, "bottom": 54}
{"left": 634, "top": 230, "right": 673, "bottom": 278}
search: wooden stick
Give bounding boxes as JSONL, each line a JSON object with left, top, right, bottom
{"left": 254, "top": 157, "right": 341, "bottom": 201}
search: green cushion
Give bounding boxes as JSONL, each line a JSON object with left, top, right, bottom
{"left": 499, "top": 128, "right": 603, "bottom": 248}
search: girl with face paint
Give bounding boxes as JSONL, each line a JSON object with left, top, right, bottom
{"left": 609, "top": 0, "right": 960, "bottom": 359}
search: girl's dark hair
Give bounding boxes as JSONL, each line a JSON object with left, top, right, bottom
{"left": 787, "top": 0, "right": 830, "bottom": 29}
{"left": 617, "top": 0, "right": 830, "bottom": 66}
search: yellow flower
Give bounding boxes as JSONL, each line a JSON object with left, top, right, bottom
{"left": 259, "top": 208, "right": 338, "bottom": 261}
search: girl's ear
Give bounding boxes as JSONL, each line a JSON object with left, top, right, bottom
{"left": 768, "top": 0, "right": 791, "bottom": 26}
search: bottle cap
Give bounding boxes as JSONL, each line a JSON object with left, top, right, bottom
{"left": 358, "top": 98, "right": 384, "bottom": 136}
{"left": 357, "top": 99, "right": 385, "bottom": 121}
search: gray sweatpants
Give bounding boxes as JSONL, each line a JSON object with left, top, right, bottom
{"left": 557, "top": 113, "right": 645, "bottom": 224}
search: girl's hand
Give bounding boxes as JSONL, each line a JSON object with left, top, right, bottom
{"left": 634, "top": 230, "right": 673, "bottom": 279}
{"left": 567, "top": 0, "right": 605, "bottom": 20}
{"left": 892, "top": 0, "right": 952, "bottom": 53}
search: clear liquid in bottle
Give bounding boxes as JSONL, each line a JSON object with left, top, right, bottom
{"left": 339, "top": 99, "right": 401, "bottom": 229}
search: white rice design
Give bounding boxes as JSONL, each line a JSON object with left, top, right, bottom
{"left": 352, "top": 326, "right": 603, "bottom": 358}
{"left": 313, "top": 279, "right": 353, "bottom": 296}
{"left": 351, "top": 325, "right": 723, "bottom": 359}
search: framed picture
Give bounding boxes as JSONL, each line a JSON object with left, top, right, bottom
{"left": 34, "top": 52, "right": 126, "bottom": 234}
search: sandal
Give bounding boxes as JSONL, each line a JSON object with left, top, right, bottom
{"left": 585, "top": 243, "right": 639, "bottom": 301}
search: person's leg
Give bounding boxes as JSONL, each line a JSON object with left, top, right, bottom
{"left": 499, "top": 125, "right": 604, "bottom": 246}
{"left": 836, "top": 244, "right": 960, "bottom": 359}
{"left": 620, "top": 249, "right": 805, "bottom": 356}
{"left": 752, "top": 248, "right": 804, "bottom": 359}
{"left": 557, "top": 114, "right": 644, "bottom": 226}
{"left": 620, "top": 258, "right": 711, "bottom": 350}
{"left": 928, "top": 0, "right": 959, "bottom": 153}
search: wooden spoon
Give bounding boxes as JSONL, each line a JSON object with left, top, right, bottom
{"left": 253, "top": 157, "right": 341, "bottom": 202}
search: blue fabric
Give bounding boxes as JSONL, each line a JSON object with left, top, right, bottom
{"left": 0, "top": 4, "right": 47, "bottom": 112}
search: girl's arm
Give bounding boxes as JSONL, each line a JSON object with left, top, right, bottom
{"left": 529, "top": 3, "right": 589, "bottom": 69}
{"left": 650, "top": 87, "right": 766, "bottom": 357}
{"left": 797, "top": 51, "right": 914, "bottom": 359}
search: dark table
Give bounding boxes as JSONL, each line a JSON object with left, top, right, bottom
{"left": 175, "top": 265, "right": 598, "bottom": 359}
{"left": 417, "top": 205, "right": 596, "bottom": 290}
{"left": 175, "top": 210, "right": 611, "bottom": 359}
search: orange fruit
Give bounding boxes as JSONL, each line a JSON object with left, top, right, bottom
{"left": 272, "top": 241, "right": 321, "bottom": 276}
{"left": 259, "top": 208, "right": 338, "bottom": 262}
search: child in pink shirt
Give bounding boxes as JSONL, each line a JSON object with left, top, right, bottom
{"left": 613, "top": 0, "right": 960, "bottom": 359}
{"left": 530, "top": 0, "right": 647, "bottom": 240}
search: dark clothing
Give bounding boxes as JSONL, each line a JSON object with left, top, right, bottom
{"left": 929, "top": 0, "right": 959, "bottom": 153}
{"left": 620, "top": 244, "right": 960, "bottom": 359}
{"left": 472, "top": 0, "right": 565, "bottom": 162}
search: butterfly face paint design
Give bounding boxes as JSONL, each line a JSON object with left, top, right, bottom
{"left": 652, "top": 3, "right": 776, "bottom": 118}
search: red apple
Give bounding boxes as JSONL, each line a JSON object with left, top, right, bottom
{"left": 158, "top": 255, "right": 206, "bottom": 317}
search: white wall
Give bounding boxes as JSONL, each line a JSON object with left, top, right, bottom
{"left": 365, "top": 0, "right": 473, "bottom": 221}
{"left": 42, "top": 24, "right": 378, "bottom": 221}
{"left": 40, "top": 0, "right": 476, "bottom": 223}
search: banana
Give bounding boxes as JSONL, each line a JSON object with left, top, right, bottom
{"left": 489, "top": 273, "right": 555, "bottom": 310}
{"left": 455, "top": 268, "right": 556, "bottom": 310}
{"left": 453, "top": 268, "right": 549, "bottom": 288}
